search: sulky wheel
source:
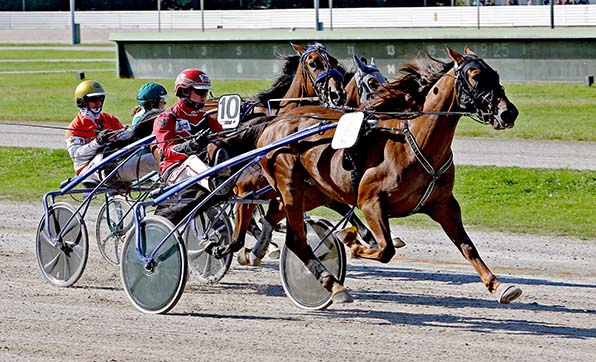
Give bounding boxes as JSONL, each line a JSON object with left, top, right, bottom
{"left": 95, "top": 195, "right": 133, "bottom": 266}
{"left": 36, "top": 202, "right": 89, "bottom": 287}
{"left": 120, "top": 215, "right": 188, "bottom": 314}
{"left": 279, "top": 217, "right": 347, "bottom": 310}
{"left": 183, "top": 205, "right": 233, "bottom": 284}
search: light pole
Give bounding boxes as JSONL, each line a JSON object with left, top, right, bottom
{"left": 70, "top": 0, "right": 78, "bottom": 44}
{"left": 329, "top": 0, "right": 333, "bottom": 31}
{"left": 201, "top": 0, "right": 205, "bottom": 32}
{"left": 315, "top": 0, "right": 321, "bottom": 31}
{"left": 158, "top": 0, "right": 161, "bottom": 32}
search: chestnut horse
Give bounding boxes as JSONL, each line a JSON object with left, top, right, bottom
{"left": 223, "top": 52, "right": 393, "bottom": 264}
{"left": 221, "top": 44, "right": 382, "bottom": 261}
{"left": 249, "top": 42, "right": 346, "bottom": 115}
{"left": 256, "top": 46, "right": 521, "bottom": 305}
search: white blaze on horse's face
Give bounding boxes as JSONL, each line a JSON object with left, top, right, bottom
{"left": 449, "top": 46, "right": 518, "bottom": 130}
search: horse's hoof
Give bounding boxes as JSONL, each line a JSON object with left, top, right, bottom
{"left": 237, "top": 249, "right": 261, "bottom": 266}
{"left": 236, "top": 248, "right": 257, "bottom": 266}
{"left": 496, "top": 284, "right": 522, "bottom": 304}
{"left": 214, "top": 242, "right": 243, "bottom": 258}
{"left": 392, "top": 236, "right": 406, "bottom": 249}
{"left": 331, "top": 289, "right": 354, "bottom": 304}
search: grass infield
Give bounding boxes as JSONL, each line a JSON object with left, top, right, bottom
{"left": 0, "top": 46, "right": 594, "bottom": 141}
{"left": 0, "top": 147, "right": 594, "bottom": 240}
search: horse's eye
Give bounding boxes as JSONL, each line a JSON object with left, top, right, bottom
{"left": 368, "top": 79, "right": 381, "bottom": 90}
{"left": 308, "top": 61, "right": 317, "bottom": 68}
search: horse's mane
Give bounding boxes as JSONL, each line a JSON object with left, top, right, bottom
{"left": 343, "top": 71, "right": 355, "bottom": 87}
{"left": 252, "top": 55, "right": 300, "bottom": 104}
{"left": 362, "top": 49, "right": 453, "bottom": 113}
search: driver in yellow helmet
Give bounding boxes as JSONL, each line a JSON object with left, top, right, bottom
{"left": 65, "top": 80, "right": 157, "bottom": 185}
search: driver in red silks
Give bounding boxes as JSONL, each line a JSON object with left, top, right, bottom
{"left": 152, "top": 68, "right": 229, "bottom": 224}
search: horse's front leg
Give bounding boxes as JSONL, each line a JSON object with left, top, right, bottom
{"left": 329, "top": 200, "right": 406, "bottom": 250}
{"left": 427, "top": 194, "right": 522, "bottom": 304}
{"left": 340, "top": 194, "right": 395, "bottom": 263}
{"left": 263, "top": 153, "right": 353, "bottom": 304}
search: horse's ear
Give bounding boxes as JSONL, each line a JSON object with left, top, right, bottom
{"left": 446, "top": 46, "right": 465, "bottom": 65}
{"left": 464, "top": 46, "right": 477, "bottom": 56}
{"left": 370, "top": 57, "right": 378, "bottom": 68}
{"left": 353, "top": 54, "right": 367, "bottom": 70}
{"left": 291, "top": 43, "right": 305, "bottom": 55}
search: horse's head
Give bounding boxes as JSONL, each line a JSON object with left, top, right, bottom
{"left": 292, "top": 42, "right": 346, "bottom": 107}
{"left": 349, "top": 54, "right": 387, "bottom": 106}
{"left": 448, "top": 46, "right": 518, "bottom": 130}
{"left": 355, "top": 55, "right": 387, "bottom": 103}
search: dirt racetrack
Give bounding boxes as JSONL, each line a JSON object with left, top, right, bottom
{"left": 1, "top": 201, "right": 594, "bottom": 362}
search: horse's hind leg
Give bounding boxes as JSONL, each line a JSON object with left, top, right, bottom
{"left": 237, "top": 198, "right": 285, "bottom": 266}
{"left": 427, "top": 195, "right": 522, "bottom": 304}
{"left": 214, "top": 202, "right": 254, "bottom": 258}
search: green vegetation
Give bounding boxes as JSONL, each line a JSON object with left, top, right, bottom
{"left": 0, "top": 45, "right": 594, "bottom": 141}
{"left": 1, "top": 45, "right": 594, "bottom": 240}
{"left": 0, "top": 148, "right": 73, "bottom": 201}
{"left": 0, "top": 50, "right": 115, "bottom": 60}
{"left": 456, "top": 83, "right": 596, "bottom": 141}
{"left": 1, "top": 147, "right": 594, "bottom": 239}
{"left": 0, "top": 71, "right": 270, "bottom": 123}
{"left": 1, "top": 61, "right": 114, "bottom": 72}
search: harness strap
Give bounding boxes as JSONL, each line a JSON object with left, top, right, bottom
{"left": 342, "top": 149, "right": 362, "bottom": 202}
{"left": 403, "top": 120, "right": 454, "bottom": 214}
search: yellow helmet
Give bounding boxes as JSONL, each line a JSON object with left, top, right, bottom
{"left": 75, "top": 80, "right": 106, "bottom": 108}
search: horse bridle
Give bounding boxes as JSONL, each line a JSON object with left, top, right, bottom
{"left": 454, "top": 55, "right": 502, "bottom": 124}
{"left": 299, "top": 44, "right": 344, "bottom": 107}
{"left": 355, "top": 68, "right": 387, "bottom": 105}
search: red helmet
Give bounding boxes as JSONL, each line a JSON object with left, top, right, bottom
{"left": 174, "top": 68, "right": 212, "bottom": 98}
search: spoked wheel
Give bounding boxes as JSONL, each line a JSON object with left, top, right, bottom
{"left": 120, "top": 215, "right": 188, "bottom": 314}
{"left": 95, "top": 195, "right": 133, "bottom": 266}
{"left": 279, "top": 217, "right": 347, "bottom": 310}
{"left": 36, "top": 202, "right": 88, "bottom": 287}
{"left": 183, "top": 205, "right": 233, "bottom": 284}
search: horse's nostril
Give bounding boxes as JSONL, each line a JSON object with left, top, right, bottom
{"left": 500, "top": 110, "right": 516, "bottom": 124}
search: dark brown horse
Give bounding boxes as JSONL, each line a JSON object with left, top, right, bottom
{"left": 256, "top": 46, "right": 521, "bottom": 305}
{"left": 219, "top": 43, "right": 375, "bottom": 262}
{"left": 223, "top": 51, "right": 395, "bottom": 265}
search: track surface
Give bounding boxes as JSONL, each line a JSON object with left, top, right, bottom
{"left": 2, "top": 29, "right": 595, "bottom": 362}
{"left": 1, "top": 202, "right": 595, "bottom": 361}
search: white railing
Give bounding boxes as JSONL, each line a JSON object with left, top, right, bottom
{"left": 1, "top": 6, "right": 596, "bottom": 30}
